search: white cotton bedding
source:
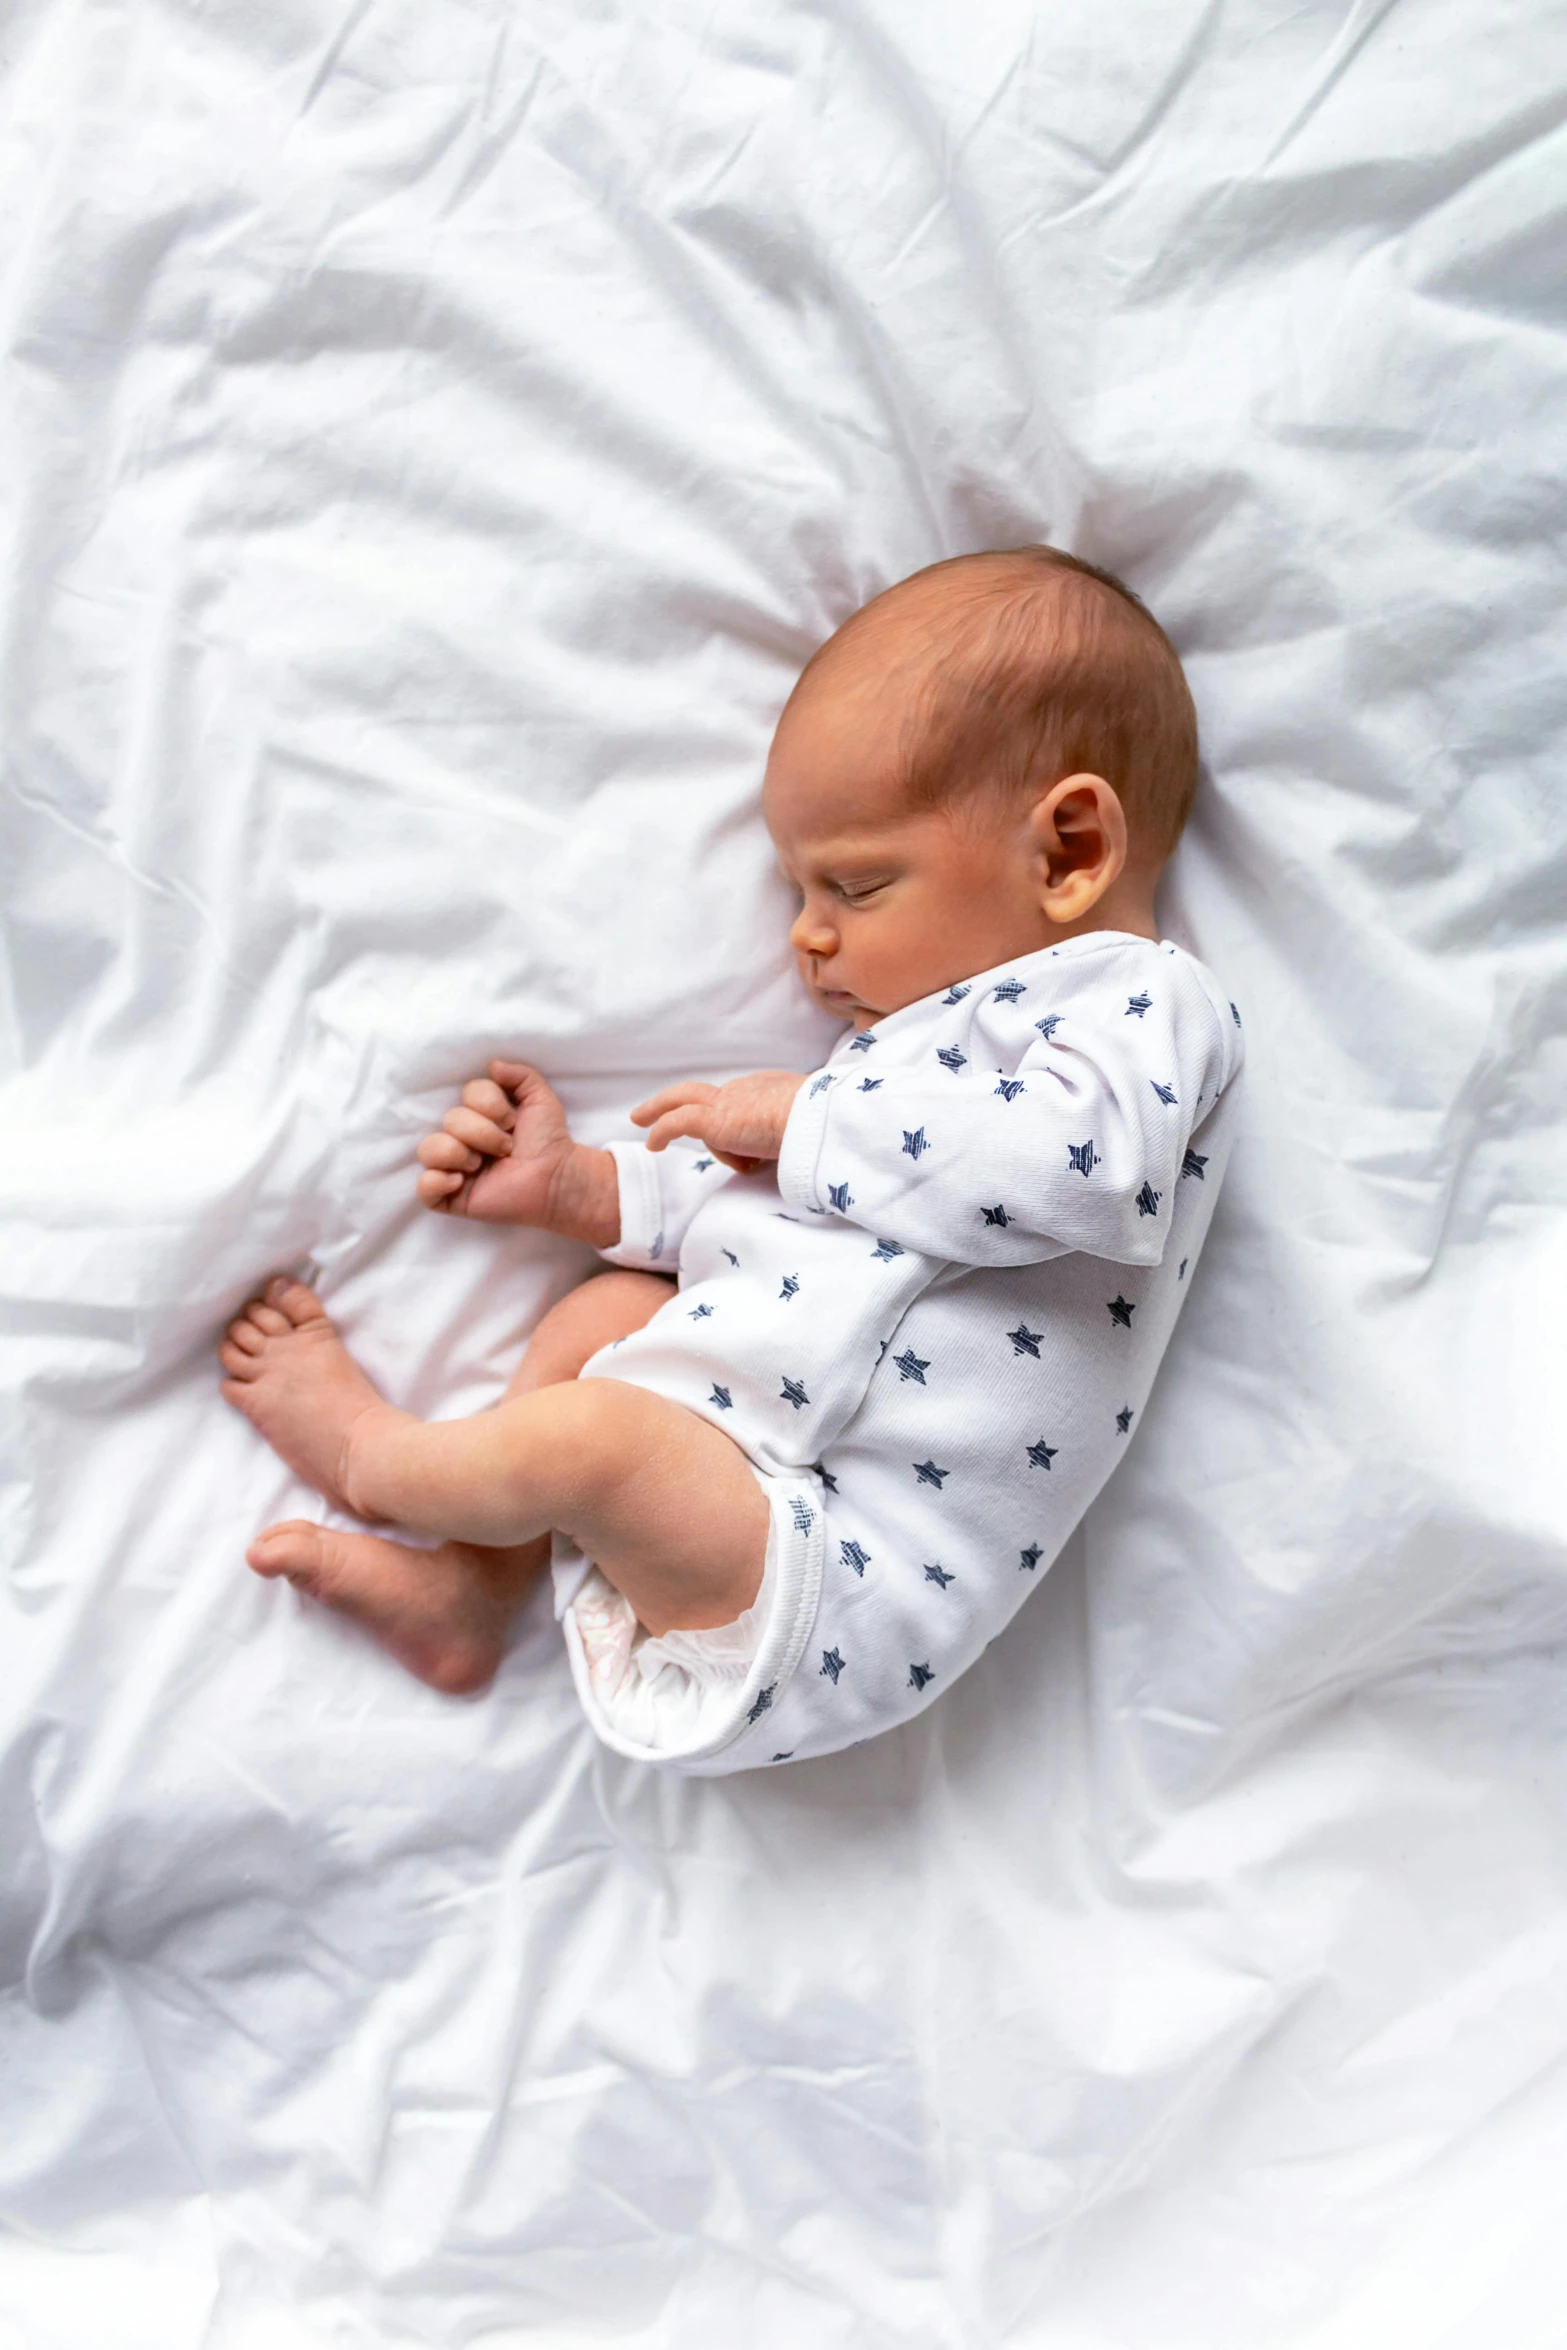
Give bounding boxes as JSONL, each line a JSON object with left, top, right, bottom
{"left": 2, "top": 1, "right": 1564, "bottom": 2344}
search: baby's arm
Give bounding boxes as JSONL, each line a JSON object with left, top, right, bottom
{"left": 415, "top": 1061, "right": 620, "bottom": 1245}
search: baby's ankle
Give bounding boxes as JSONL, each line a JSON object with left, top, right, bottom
{"left": 335, "top": 1400, "right": 409, "bottom": 1523}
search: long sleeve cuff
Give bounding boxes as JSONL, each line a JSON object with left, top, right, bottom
{"left": 598, "top": 1139, "right": 671, "bottom": 1270}
{"left": 775, "top": 1069, "right": 836, "bottom": 1215}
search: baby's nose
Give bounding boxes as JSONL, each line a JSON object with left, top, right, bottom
{"left": 790, "top": 906, "right": 838, "bottom": 957}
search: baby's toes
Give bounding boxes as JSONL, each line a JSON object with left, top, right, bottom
{"left": 225, "top": 1315, "right": 268, "bottom": 1353}
{"left": 220, "top": 1341, "right": 262, "bottom": 1379}
{"left": 264, "top": 1277, "right": 328, "bottom": 1326}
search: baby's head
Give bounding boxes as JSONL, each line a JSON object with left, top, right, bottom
{"left": 763, "top": 547, "right": 1198, "bottom": 1029}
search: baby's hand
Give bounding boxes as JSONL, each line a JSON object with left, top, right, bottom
{"left": 416, "top": 1061, "right": 618, "bottom": 1245}
{"left": 632, "top": 1071, "right": 807, "bottom": 1174}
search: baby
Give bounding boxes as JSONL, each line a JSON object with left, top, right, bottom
{"left": 220, "top": 547, "right": 1243, "bottom": 1772}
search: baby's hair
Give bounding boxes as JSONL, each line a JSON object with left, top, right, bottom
{"left": 807, "top": 546, "right": 1200, "bottom": 859}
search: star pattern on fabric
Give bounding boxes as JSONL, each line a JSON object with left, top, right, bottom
{"left": 779, "top": 1272, "right": 800, "bottom": 1300}
{"left": 1230, "top": 1001, "right": 1242, "bottom": 1027}
{"left": 992, "top": 979, "right": 1025, "bottom": 1003}
{"left": 820, "top": 1647, "right": 845, "bottom": 1682}
{"left": 747, "top": 1683, "right": 776, "bottom": 1722}
{"left": 942, "top": 983, "right": 972, "bottom": 1004}
{"left": 1019, "top": 1542, "right": 1043, "bottom": 1572}
{"left": 1026, "top": 1437, "right": 1058, "bottom": 1470}
{"left": 1116, "top": 1405, "right": 1134, "bottom": 1433}
{"left": 908, "top": 1662, "right": 935, "bottom": 1690}
{"left": 1107, "top": 1296, "right": 1135, "bottom": 1328}
{"left": 650, "top": 1230, "right": 665, "bottom": 1259}
{"left": 1126, "top": 992, "right": 1152, "bottom": 1018}
{"left": 981, "top": 1204, "right": 1010, "bottom": 1226}
{"left": 1068, "top": 1140, "right": 1096, "bottom": 1176}
{"left": 858, "top": 1077, "right": 883, "bottom": 1091}
{"left": 771, "top": 1751, "right": 794, "bottom": 1762}
{"left": 813, "top": 1460, "right": 839, "bottom": 1493}
{"left": 871, "top": 1237, "right": 903, "bottom": 1261}
{"left": 790, "top": 1496, "right": 815, "bottom": 1533}
{"left": 840, "top": 1539, "right": 870, "bottom": 1576}
{"left": 808, "top": 1075, "right": 834, "bottom": 1098}
{"left": 937, "top": 1046, "right": 967, "bottom": 1072}
{"left": 1178, "top": 1257, "right": 1189, "bottom": 1279}
{"left": 722, "top": 1248, "right": 738, "bottom": 1265}
{"left": 1035, "top": 1014, "right": 1062, "bottom": 1040}
{"left": 781, "top": 1376, "right": 809, "bottom": 1410}
{"left": 902, "top": 1128, "right": 930, "bottom": 1159}
{"left": 994, "top": 1078, "right": 1025, "bottom": 1102}
{"left": 694, "top": 1156, "right": 716, "bottom": 1171}
{"left": 1182, "top": 1148, "right": 1207, "bottom": 1181}
{"left": 914, "top": 1459, "right": 950, "bottom": 1488}
{"left": 1008, "top": 1323, "right": 1042, "bottom": 1357}
{"left": 894, "top": 1348, "right": 929, "bottom": 1384}
{"left": 688, "top": 1302, "right": 714, "bottom": 1319}
{"left": 710, "top": 1385, "right": 732, "bottom": 1410}
{"left": 827, "top": 1181, "right": 854, "bottom": 1211}
{"left": 1150, "top": 1081, "right": 1177, "bottom": 1106}
{"left": 924, "top": 1563, "right": 955, "bottom": 1588}
{"left": 850, "top": 1033, "right": 877, "bottom": 1052}
{"left": 1135, "top": 1182, "right": 1162, "bottom": 1217}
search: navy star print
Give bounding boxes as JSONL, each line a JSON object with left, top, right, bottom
{"left": 992, "top": 979, "right": 1025, "bottom": 1003}
{"left": 908, "top": 1662, "right": 935, "bottom": 1690}
{"left": 937, "top": 1046, "right": 967, "bottom": 1072}
{"left": 790, "top": 1496, "right": 815, "bottom": 1533}
{"left": 871, "top": 1237, "right": 903, "bottom": 1261}
{"left": 747, "top": 1684, "right": 776, "bottom": 1722}
{"left": 820, "top": 1648, "right": 845, "bottom": 1682}
{"left": 1107, "top": 1296, "right": 1135, "bottom": 1328}
{"left": 1019, "top": 1543, "right": 1043, "bottom": 1571}
{"left": 924, "top": 1563, "right": 955, "bottom": 1588}
{"left": 941, "top": 983, "right": 971, "bottom": 1005}
{"left": 694, "top": 1156, "right": 715, "bottom": 1171}
{"left": 813, "top": 1460, "right": 839, "bottom": 1493}
{"left": 1027, "top": 1437, "right": 1058, "bottom": 1470}
{"left": 1182, "top": 1149, "right": 1207, "bottom": 1181}
{"left": 781, "top": 1377, "right": 809, "bottom": 1410}
{"left": 840, "top": 1539, "right": 870, "bottom": 1576}
{"left": 981, "top": 1204, "right": 1010, "bottom": 1227}
{"left": 858, "top": 1077, "right": 883, "bottom": 1092}
{"left": 914, "top": 1460, "right": 950, "bottom": 1488}
{"left": 1068, "top": 1140, "right": 1096, "bottom": 1176}
{"left": 1126, "top": 992, "right": 1152, "bottom": 1017}
{"left": 994, "top": 1078, "right": 1025, "bottom": 1103}
{"left": 850, "top": 1033, "right": 876, "bottom": 1052}
{"left": 1036, "top": 1014, "right": 1062, "bottom": 1040}
{"left": 710, "top": 1385, "right": 732, "bottom": 1410}
{"left": 722, "top": 1248, "right": 738, "bottom": 1266}
{"left": 1230, "top": 1001, "right": 1242, "bottom": 1026}
{"left": 779, "top": 1272, "right": 800, "bottom": 1301}
{"left": 827, "top": 1182, "right": 854, "bottom": 1211}
{"left": 1135, "top": 1182, "right": 1161, "bottom": 1217}
{"left": 1116, "top": 1405, "right": 1134, "bottom": 1433}
{"left": 1150, "top": 1081, "right": 1177, "bottom": 1106}
{"left": 902, "top": 1128, "right": 930, "bottom": 1160}
{"left": 1178, "top": 1257, "right": 1188, "bottom": 1279}
{"left": 808, "top": 1075, "right": 833, "bottom": 1099}
{"left": 894, "top": 1349, "right": 929, "bottom": 1383}
{"left": 1008, "top": 1323, "right": 1042, "bottom": 1357}
{"left": 689, "top": 1302, "right": 714, "bottom": 1320}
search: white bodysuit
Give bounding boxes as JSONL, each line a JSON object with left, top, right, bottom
{"left": 554, "top": 931, "right": 1244, "bottom": 1774}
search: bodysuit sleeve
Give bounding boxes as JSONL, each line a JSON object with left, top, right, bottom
{"left": 775, "top": 947, "right": 1237, "bottom": 1269}
{"left": 597, "top": 1136, "right": 735, "bottom": 1272}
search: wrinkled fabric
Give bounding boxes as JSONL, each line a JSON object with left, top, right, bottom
{"left": 2, "top": 1, "right": 1566, "bottom": 2346}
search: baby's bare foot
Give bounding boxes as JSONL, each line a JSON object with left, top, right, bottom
{"left": 219, "top": 1278, "right": 391, "bottom": 1512}
{"left": 246, "top": 1521, "right": 551, "bottom": 1694}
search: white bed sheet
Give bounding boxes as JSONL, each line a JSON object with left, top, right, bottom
{"left": 3, "top": 1, "right": 1565, "bottom": 2342}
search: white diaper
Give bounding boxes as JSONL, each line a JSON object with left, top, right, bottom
{"left": 551, "top": 1467, "right": 825, "bottom": 1765}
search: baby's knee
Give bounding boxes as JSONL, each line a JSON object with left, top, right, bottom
{"left": 514, "top": 1270, "right": 675, "bottom": 1393}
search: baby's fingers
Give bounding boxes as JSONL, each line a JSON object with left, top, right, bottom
{"left": 640, "top": 1106, "right": 712, "bottom": 1153}
{"left": 417, "top": 1168, "right": 464, "bottom": 1208}
{"left": 631, "top": 1081, "right": 718, "bottom": 1129}
{"left": 419, "top": 1131, "right": 482, "bottom": 1173}
{"left": 461, "top": 1078, "right": 516, "bottom": 1128}
{"left": 443, "top": 1105, "right": 513, "bottom": 1157}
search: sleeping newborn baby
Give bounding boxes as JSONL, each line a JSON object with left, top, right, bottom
{"left": 220, "top": 546, "right": 1243, "bottom": 1772}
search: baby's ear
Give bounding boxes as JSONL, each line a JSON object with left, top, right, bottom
{"left": 1032, "top": 775, "right": 1128, "bottom": 913}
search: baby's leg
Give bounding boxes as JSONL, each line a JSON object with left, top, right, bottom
{"left": 234, "top": 1270, "right": 674, "bottom": 1691}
